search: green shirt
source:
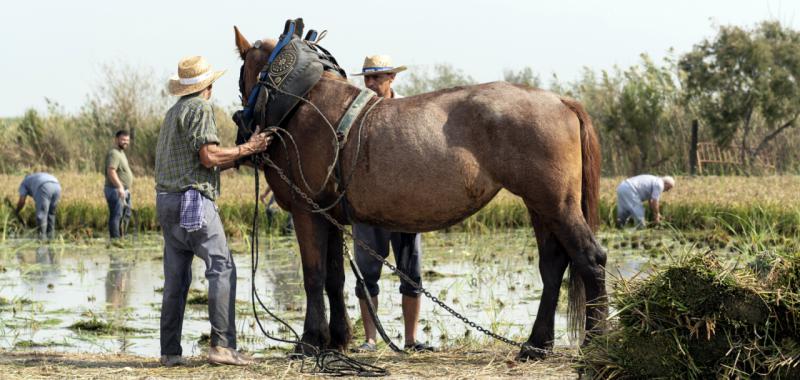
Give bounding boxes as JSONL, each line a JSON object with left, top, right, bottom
{"left": 155, "top": 94, "right": 221, "bottom": 200}
{"left": 105, "top": 147, "right": 133, "bottom": 189}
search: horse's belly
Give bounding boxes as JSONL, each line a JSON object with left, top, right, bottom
{"left": 347, "top": 150, "right": 501, "bottom": 232}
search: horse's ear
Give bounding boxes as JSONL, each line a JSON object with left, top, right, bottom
{"left": 234, "top": 26, "right": 251, "bottom": 60}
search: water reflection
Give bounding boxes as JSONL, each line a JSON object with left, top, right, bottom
{"left": 105, "top": 254, "right": 132, "bottom": 311}
{"left": 0, "top": 229, "right": 659, "bottom": 357}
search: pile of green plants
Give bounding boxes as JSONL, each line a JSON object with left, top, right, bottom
{"left": 581, "top": 252, "right": 800, "bottom": 378}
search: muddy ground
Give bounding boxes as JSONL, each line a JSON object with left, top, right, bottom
{"left": 0, "top": 348, "right": 578, "bottom": 379}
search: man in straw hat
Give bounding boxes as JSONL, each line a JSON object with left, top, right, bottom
{"left": 616, "top": 174, "right": 675, "bottom": 228}
{"left": 155, "top": 55, "right": 271, "bottom": 366}
{"left": 350, "top": 55, "right": 435, "bottom": 353}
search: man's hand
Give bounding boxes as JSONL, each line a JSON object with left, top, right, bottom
{"left": 117, "top": 187, "right": 126, "bottom": 202}
{"left": 241, "top": 126, "right": 272, "bottom": 156}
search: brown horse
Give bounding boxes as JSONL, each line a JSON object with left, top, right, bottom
{"left": 234, "top": 27, "right": 606, "bottom": 360}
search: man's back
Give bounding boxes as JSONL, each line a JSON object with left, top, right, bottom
{"left": 624, "top": 174, "right": 664, "bottom": 202}
{"left": 155, "top": 95, "right": 220, "bottom": 200}
{"left": 20, "top": 173, "right": 59, "bottom": 197}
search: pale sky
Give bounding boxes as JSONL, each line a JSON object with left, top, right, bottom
{"left": 1, "top": 0, "right": 798, "bottom": 117}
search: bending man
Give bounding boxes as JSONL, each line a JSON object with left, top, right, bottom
{"left": 616, "top": 174, "right": 675, "bottom": 228}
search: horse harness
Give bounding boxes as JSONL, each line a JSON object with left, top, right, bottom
{"left": 233, "top": 18, "right": 378, "bottom": 208}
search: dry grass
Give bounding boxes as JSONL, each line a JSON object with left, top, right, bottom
{"left": 0, "top": 171, "right": 266, "bottom": 207}
{"left": 2, "top": 173, "right": 800, "bottom": 237}
{"left": 5, "top": 173, "right": 799, "bottom": 209}
{"left": 600, "top": 175, "right": 800, "bottom": 207}
{"left": 0, "top": 348, "right": 578, "bottom": 379}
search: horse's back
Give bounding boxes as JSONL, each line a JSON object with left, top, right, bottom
{"left": 345, "top": 81, "right": 583, "bottom": 231}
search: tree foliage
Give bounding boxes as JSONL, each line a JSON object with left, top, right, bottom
{"left": 395, "top": 63, "right": 476, "bottom": 96}
{"left": 680, "top": 21, "right": 800, "bottom": 165}
{"left": 503, "top": 67, "right": 542, "bottom": 88}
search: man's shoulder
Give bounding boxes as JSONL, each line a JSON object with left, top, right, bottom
{"left": 106, "top": 148, "right": 124, "bottom": 159}
{"left": 181, "top": 96, "right": 212, "bottom": 113}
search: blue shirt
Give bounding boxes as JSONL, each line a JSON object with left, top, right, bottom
{"left": 19, "top": 173, "right": 59, "bottom": 198}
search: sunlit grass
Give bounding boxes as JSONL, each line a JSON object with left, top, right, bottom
{"left": 1, "top": 173, "right": 799, "bottom": 238}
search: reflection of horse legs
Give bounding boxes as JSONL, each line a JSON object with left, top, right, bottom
{"left": 520, "top": 213, "right": 569, "bottom": 359}
{"left": 293, "top": 210, "right": 332, "bottom": 353}
{"left": 325, "top": 228, "right": 352, "bottom": 350}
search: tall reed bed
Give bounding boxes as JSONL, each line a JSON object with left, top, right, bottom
{"left": 1, "top": 173, "right": 799, "bottom": 238}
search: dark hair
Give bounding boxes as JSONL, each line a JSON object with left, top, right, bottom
{"left": 115, "top": 130, "right": 130, "bottom": 138}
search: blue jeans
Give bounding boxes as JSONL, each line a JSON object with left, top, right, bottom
{"left": 34, "top": 183, "right": 61, "bottom": 240}
{"left": 104, "top": 186, "right": 131, "bottom": 238}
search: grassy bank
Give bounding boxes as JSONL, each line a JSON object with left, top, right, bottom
{"left": 2, "top": 173, "right": 799, "bottom": 239}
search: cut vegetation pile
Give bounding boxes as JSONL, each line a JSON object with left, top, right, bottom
{"left": 581, "top": 253, "right": 800, "bottom": 378}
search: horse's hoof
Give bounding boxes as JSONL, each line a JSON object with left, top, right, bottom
{"left": 292, "top": 342, "right": 319, "bottom": 358}
{"left": 516, "top": 346, "right": 548, "bottom": 362}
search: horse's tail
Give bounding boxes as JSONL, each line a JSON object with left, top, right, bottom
{"left": 560, "top": 97, "right": 601, "bottom": 342}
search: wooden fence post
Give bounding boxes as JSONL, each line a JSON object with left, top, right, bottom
{"left": 690, "top": 120, "right": 698, "bottom": 175}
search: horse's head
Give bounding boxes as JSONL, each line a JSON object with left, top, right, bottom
{"left": 232, "top": 26, "right": 275, "bottom": 142}
{"left": 234, "top": 27, "right": 276, "bottom": 110}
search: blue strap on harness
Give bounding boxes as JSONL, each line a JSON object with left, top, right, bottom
{"left": 267, "top": 20, "right": 296, "bottom": 65}
{"left": 243, "top": 20, "right": 296, "bottom": 123}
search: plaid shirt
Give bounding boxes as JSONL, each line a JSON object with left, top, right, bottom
{"left": 155, "top": 94, "right": 221, "bottom": 201}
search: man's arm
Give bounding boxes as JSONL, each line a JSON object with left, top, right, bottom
{"left": 107, "top": 167, "right": 126, "bottom": 199}
{"left": 198, "top": 127, "right": 271, "bottom": 169}
{"left": 649, "top": 198, "right": 661, "bottom": 224}
{"left": 15, "top": 195, "right": 26, "bottom": 215}
{"left": 259, "top": 186, "right": 273, "bottom": 205}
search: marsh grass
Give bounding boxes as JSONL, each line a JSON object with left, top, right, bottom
{"left": 68, "top": 315, "right": 140, "bottom": 335}
{"left": 3, "top": 173, "right": 799, "bottom": 238}
{"left": 581, "top": 251, "right": 800, "bottom": 378}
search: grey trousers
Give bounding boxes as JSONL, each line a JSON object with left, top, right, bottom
{"left": 156, "top": 193, "right": 237, "bottom": 356}
{"left": 34, "top": 182, "right": 61, "bottom": 240}
{"left": 616, "top": 181, "right": 646, "bottom": 227}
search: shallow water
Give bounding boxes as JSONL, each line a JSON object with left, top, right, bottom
{"left": 0, "top": 228, "right": 674, "bottom": 357}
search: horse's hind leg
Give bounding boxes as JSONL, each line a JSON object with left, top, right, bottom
{"left": 517, "top": 211, "right": 569, "bottom": 361}
{"left": 549, "top": 209, "right": 608, "bottom": 342}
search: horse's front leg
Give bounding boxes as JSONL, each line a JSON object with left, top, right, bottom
{"left": 293, "top": 210, "right": 332, "bottom": 354}
{"left": 326, "top": 227, "right": 352, "bottom": 351}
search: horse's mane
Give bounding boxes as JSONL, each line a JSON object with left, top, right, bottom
{"left": 322, "top": 70, "right": 347, "bottom": 82}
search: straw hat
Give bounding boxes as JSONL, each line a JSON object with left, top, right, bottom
{"left": 351, "top": 55, "right": 407, "bottom": 76}
{"left": 167, "top": 56, "right": 225, "bottom": 96}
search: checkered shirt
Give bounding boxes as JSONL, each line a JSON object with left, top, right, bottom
{"left": 155, "top": 94, "right": 221, "bottom": 201}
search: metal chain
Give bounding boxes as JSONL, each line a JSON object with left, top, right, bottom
{"left": 263, "top": 157, "right": 555, "bottom": 356}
